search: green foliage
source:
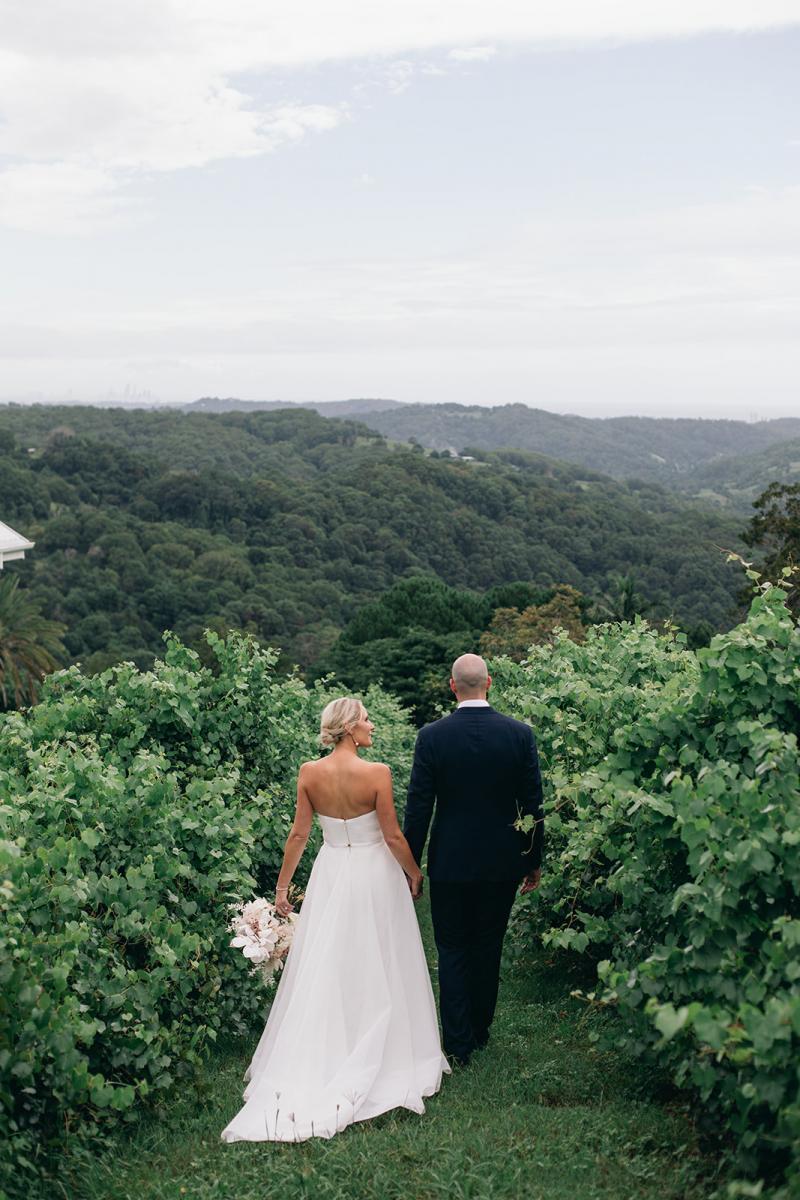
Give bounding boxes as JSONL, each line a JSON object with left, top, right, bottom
{"left": 491, "top": 582, "right": 800, "bottom": 1189}
{"left": 0, "top": 573, "right": 66, "bottom": 709}
{"left": 324, "top": 575, "right": 689, "bottom": 726}
{"left": 321, "top": 577, "right": 491, "bottom": 723}
{"left": 0, "top": 631, "right": 414, "bottom": 1193}
{"left": 746, "top": 482, "right": 800, "bottom": 614}
{"left": 684, "top": 437, "right": 800, "bottom": 513}
{"left": 325, "top": 626, "right": 473, "bottom": 725}
{"left": 340, "top": 576, "right": 487, "bottom": 646}
{"left": 490, "top": 617, "right": 692, "bottom": 806}
{"left": 480, "top": 585, "right": 587, "bottom": 661}
{"left": 0, "top": 406, "right": 745, "bottom": 676}
{"left": 347, "top": 401, "right": 800, "bottom": 490}
{"left": 592, "top": 572, "right": 651, "bottom": 622}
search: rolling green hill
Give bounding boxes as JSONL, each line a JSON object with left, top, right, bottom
{"left": 13, "top": 399, "right": 797, "bottom": 503}
{"left": 0, "top": 404, "right": 744, "bottom": 678}
{"left": 680, "top": 436, "right": 800, "bottom": 511}
{"left": 185, "top": 396, "right": 406, "bottom": 417}
{"left": 348, "top": 402, "right": 800, "bottom": 484}
{"left": 167, "top": 398, "right": 800, "bottom": 503}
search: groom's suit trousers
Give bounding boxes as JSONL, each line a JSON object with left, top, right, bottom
{"left": 429, "top": 879, "right": 518, "bottom": 1062}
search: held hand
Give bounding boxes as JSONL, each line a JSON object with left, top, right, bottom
{"left": 519, "top": 868, "right": 541, "bottom": 896}
{"left": 408, "top": 872, "right": 424, "bottom": 901}
{"left": 275, "top": 888, "right": 294, "bottom": 917}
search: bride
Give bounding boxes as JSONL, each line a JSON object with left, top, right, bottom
{"left": 221, "top": 696, "right": 450, "bottom": 1143}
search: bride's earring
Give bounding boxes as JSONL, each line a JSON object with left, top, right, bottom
{"left": 347, "top": 728, "right": 360, "bottom": 748}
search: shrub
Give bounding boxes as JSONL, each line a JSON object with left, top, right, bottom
{"left": 491, "top": 579, "right": 800, "bottom": 1189}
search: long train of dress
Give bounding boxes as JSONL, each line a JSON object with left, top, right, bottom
{"left": 221, "top": 809, "right": 450, "bottom": 1142}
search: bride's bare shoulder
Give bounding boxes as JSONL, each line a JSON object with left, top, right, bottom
{"left": 364, "top": 759, "right": 391, "bottom": 777}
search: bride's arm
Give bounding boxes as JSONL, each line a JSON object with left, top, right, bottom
{"left": 275, "top": 764, "right": 314, "bottom": 915}
{"left": 374, "top": 765, "right": 424, "bottom": 898}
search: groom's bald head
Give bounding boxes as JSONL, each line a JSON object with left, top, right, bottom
{"left": 450, "top": 653, "right": 491, "bottom": 700}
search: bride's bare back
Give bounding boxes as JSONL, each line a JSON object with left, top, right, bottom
{"left": 301, "top": 753, "right": 382, "bottom": 820}
{"left": 274, "top": 749, "right": 423, "bottom": 914}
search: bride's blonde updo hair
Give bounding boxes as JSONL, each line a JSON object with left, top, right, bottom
{"left": 319, "top": 696, "right": 366, "bottom": 749}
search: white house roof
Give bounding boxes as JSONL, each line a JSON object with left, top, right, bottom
{"left": 0, "top": 520, "right": 34, "bottom": 567}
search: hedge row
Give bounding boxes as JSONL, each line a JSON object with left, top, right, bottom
{"left": 492, "top": 577, "right": 800, "bottom": 1194}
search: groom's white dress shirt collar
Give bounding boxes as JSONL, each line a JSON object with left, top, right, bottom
{"left": 456, "top": 699, "right": 490, "bottom": 708}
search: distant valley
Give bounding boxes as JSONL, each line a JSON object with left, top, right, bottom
{"left": 0, "top": 403, "right": 749, "bottom": 676}
{"left": 183, "top": 398, "right": 800, "bottom": 509}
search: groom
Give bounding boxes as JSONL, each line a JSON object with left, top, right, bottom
{"left": 404, "top": 653, "right": 544, "bottom": 1066}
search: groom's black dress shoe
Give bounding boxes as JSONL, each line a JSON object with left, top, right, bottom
{"left": 445, "top": 1043, "right": 474, "bottom": 1067}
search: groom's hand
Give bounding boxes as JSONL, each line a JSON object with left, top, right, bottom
{"left": 519, "top": 869, "right": 541, "bottom": 895}
{"left": 409, "top": 872, "right": 424, "bottom": 901}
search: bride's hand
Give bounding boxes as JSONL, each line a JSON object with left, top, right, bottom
{"left": 408, "top": 872, "right": 424, "bottom": 901}
{"left": 275, "top": 888, "right": 294, "bottom": 917}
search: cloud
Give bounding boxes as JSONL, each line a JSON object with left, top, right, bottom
{"left": 0, "top": 56, "right": 346, "bottom": 174}
{"left": 448, "top": 46, "right": 498, "bottom": 62}
{"left": 5, "top": 2, "right": 798, "bottom": 66}
{"left": 380, "top": 60, "right": 417, "bottom": 94}
{"left": 1, "top": 2, "right": 798, "bottom": 233}
{"left": 3, "top": 185, "right": 799, "bottom": 356}
{"left": 0, "top": 34, "right": 347, "bottom": 230}
{"left": 0, "top": 87, "right": 346, "bottom": 232}
{"left": 0, "top": 162, "right": 140, "bottom": 234}
{"left": 0, "top": 36, "right": 345, "bottom": 232}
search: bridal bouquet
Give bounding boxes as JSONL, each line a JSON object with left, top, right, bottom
{"left": 228, "top": 896, "right": 298, "bottom": 985}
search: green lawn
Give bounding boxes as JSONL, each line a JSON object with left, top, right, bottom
{"left": 57, "top": 898, "right": 728, "bottom": 1200}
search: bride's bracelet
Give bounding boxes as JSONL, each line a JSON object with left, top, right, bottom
{"left": 275, "top": 886, "right": 289, "bottom": 895}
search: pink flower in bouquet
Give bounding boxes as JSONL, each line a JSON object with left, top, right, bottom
{"left": 229, "top": 896, "right": 297, "bottom": 984}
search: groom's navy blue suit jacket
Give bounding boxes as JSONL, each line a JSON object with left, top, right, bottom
{"left": 403, "top": 705, "right": 544, "bottom": 882}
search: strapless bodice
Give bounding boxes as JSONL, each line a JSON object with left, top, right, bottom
{"left": 317, "top": 808, "right": 384, "bottom": 849}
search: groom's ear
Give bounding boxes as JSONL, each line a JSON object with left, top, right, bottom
{"left": 449, "top": 678, "right": 457, "bottom": 696}
{"left": 486, "top": 675, "right": 492, "bottom": 692}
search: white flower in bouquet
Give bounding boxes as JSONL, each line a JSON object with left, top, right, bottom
{"left": 229, "top": 896, "right": 298, "bottom": 985}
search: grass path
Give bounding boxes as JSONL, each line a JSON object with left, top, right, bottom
{"left": 62, "top": 898, "right": 727, "bottom": 1200}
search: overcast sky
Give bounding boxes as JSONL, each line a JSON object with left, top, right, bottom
{"left": 2, "top": 2, "right": 799, "bottom": 417}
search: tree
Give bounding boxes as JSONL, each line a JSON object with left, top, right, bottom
{"left": 480, "top": 585, "right": 586, "bottom": 661}
{"left": 746, "top": 481, "right": 800, "bottom": 614}
{"left": 0, "top": 574, "right": 66, "bottom": 708}
{"left": 340, "top": 576, "right": 486, "bottom": 646}
{"left": 320, "top": 576, "right": 491, "bottom": 723}
{"left": 593, "top": 572, "right": 650, "bottom": 622}
{"left": 325, "top": 627, "right": 473, "bottom": 725}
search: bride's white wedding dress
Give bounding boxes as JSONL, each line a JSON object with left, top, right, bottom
{"left": 221, "top": 809, "right": 450, "bottom": 1143}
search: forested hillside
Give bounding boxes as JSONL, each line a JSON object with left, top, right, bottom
{"left": 0, "top": 403, "right": 384, "bottom": 479}
{"left": 341, "top": 402, "right": 800, "bottom": 489}
{"left": 0, "top": 405, "right": 743, "bottom": 678}
{"left": 168, "top": 398, "right": 800, "bottom": 504}
{"left": 187, "top": 397, "right": 405, "bottom": 417}
{"left": 681, "top": 436, "right": 800, "bottom": 510}
{"left": 9, "top": 398, "right": 799, "bottom": 504}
